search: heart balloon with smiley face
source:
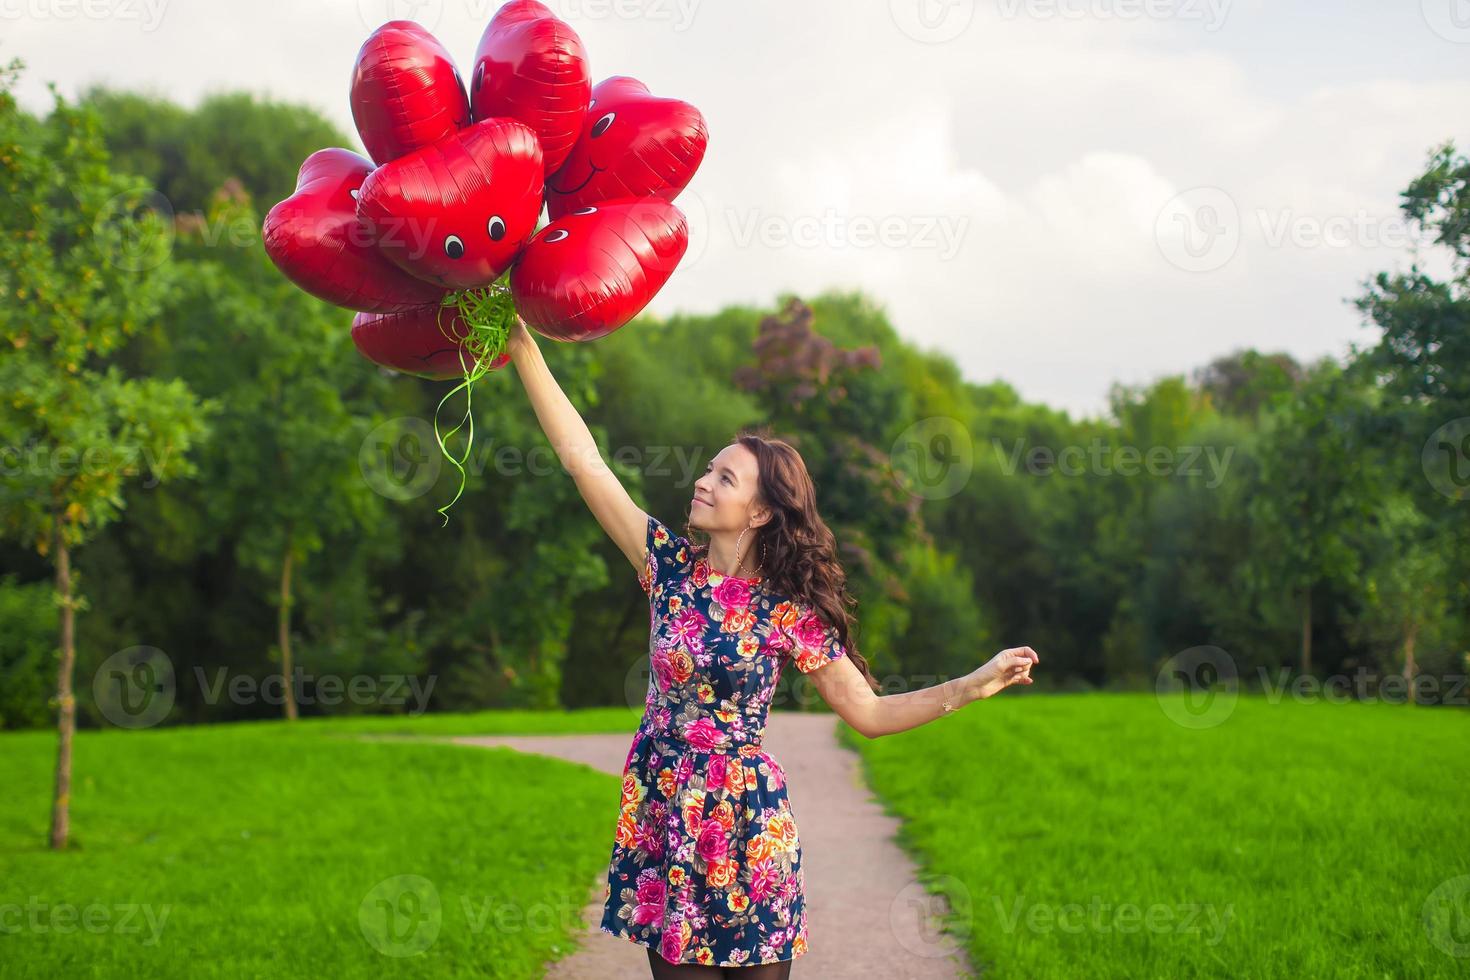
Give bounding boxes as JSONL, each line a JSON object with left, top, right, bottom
{"left": 262, "top": 148, "right": 447, "bottom": 313}
{"left": 262, "top": 10, "right": 709, "bottom": 522}
{"left": 511, "top": 198, "right": 688, "bottom": 342}
{"left": 544, "top": 75, "right": 708, "bottom": 220}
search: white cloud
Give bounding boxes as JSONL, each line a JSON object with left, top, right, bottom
{"left": 8, "top": 0, "right": 1469, "bottom": 418}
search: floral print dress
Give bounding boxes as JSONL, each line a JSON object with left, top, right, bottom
{"left": 599, "top": 514, "right": 848, "bottom": 967}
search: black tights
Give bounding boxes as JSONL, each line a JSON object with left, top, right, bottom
{"left": 646, "top": 946, "right": 793, "bottom": 979}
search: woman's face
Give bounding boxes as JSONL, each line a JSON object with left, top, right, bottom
{"left": 690, "top": 444, "right": 762, "bottom": 531}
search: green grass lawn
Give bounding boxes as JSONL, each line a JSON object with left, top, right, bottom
{"left": 6, "top": 696, "right": 1466, "bottom": 978}
{"left": 842, "top": 692, "right": 1470, "bottom": 979}
{"left": 0, "top": 721, "right": 626, "bottom": 979}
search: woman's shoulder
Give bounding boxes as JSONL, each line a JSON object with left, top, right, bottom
{"left": 640, "top": 513, "right": 695, "bottom": 596}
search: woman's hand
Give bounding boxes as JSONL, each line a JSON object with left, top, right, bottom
{"left": 507, "top": 316, "right": 535, "bottom": 361}
{"left": 971, "top": 646, "right": 1038, "bottom": 700}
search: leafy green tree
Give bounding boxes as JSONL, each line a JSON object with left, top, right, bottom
{"left": 78, "top": 87, "right": 349, "bottom": 216}
{"left": 1247, "top": 362, "right": 1377, "bottom": 675}
{"left": 0, "top": 62, "right": 211, "bottom": 847}
{"left": 155, "top": 181, "right": 399, "bottom": 720}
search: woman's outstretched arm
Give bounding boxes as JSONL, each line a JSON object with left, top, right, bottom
{"left": 507, "top": 318, "right": 647, "bottom": 574}
{"left": 803, "top": 646, "right": 1039, "bottom": 739}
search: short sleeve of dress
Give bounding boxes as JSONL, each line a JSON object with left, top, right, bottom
{"left": 780, "top": 602, "right": 849, "bottom": 674}
{"left": 638, "top": 513, "right": 690, "bottom": 597}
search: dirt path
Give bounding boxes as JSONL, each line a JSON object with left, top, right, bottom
{"left": 454, "top": 713, "right": 972, "bottom": 978}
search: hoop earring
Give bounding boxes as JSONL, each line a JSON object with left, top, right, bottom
{"left": 732, "top": 525, "right": 746, "bottom": 578}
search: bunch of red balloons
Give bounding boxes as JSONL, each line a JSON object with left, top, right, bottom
{"left": 262, "top": 2, "right": 707, "bottom": 382}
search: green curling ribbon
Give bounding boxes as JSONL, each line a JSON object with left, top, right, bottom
{"left": 431, "top": 278, "right": 517, "bottom": 526}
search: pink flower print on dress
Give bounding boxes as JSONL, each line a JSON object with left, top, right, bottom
{"left": 667, "top": 608, "right": 706, "bottom": 650}
{"left": 710, "top": 575, "right": 754, "bottom": 610}
{"left": 682, "top": 716, "right": 724, "bottom": 752}
{"left": 695, "top": 819, "right": 727, "bottom": 863}
{"left": 749, "top": 858, "right": 780, "bottom": 902}
{"left": 792, "top": 611, "right": 828, "bottom": 651}
{"left": 632, "top": 868, "right": 666, "bottom": 927}
{"left": 706, "top": 754, "right": 727, "bottom": 788}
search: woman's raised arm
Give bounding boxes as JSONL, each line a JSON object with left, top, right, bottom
{"left": 507, "top": 318, "right": 648, "bottom": 574}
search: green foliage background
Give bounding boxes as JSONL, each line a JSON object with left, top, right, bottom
{"left": 2, "top": 62, "right": 1467, "bottom": 728}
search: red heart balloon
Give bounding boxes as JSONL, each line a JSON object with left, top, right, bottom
{"left": 545, "top": 76, "right": 707, "bottom": 220}
{"left": 470, "top": 0, "right": 590, "bottom": 178}
{"left": 356, "top": 117, "right": 544, "bottom": 292}
{"left": 510, "top": 198, "right": 688, "bottom": 342}
{"left": 351, "top": 303, "right": 511, "bottom": 380}
{"left": 263, "top": 148, "right": 447, "bottom": 313}
{"left": 350, "top": 20, "right": 471, "bottom": 166}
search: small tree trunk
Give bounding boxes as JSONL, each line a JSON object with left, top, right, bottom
{"left": 279, "top": 540, "right": 298, "bottom": 721}
{"left": 1402, "top": 619, "right": 1419, "bottom": 706}
{"left": 50, "top": 511, "right": 76, "bottom": 850}
{"left": 1299, "top": 585, "right": 1312, "bottom": 676}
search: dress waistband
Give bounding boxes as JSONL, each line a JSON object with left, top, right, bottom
{"left": 636, "top": 716, "right": 765, "bottom": 754}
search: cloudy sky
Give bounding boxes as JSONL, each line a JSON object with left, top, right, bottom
{"left": 6, "top": 0, "right": 1468, "bottom": 418}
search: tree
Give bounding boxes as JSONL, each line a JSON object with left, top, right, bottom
{"left": 0, "top": 61, "right": 211, "bottom": 848}
{"left": 1247, "top": 363, "right": 1376, "bottom": 675}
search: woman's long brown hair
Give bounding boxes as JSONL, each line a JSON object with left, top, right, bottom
{"left": 683, "top": 426, "right": 881, "bottom": 694}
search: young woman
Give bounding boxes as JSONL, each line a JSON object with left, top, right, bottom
{"left": 507, "top": 318, "right": 1039, "bottom": 978}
